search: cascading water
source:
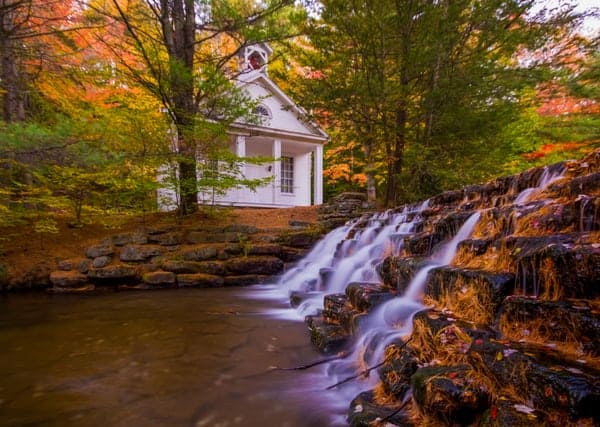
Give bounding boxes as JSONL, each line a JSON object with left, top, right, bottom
{"left": 263, "top": 201, "right": 430, "bottom": 319}
{"left": 248, "top": 160, "right": 580, "bottom": 425}
{"left": 322, "top": 211, "right": 482, "bottom": 403}
{"left": 514, "top": 164, "right": 565, "bottom": 205}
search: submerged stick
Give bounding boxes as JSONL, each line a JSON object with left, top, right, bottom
{"left": 273, "top": 351, "right": 350, "bottom": 371}
{"left": 326, "top": 337, "right": 413, "bottom": 390}
{"left": 378, "top": 396, "right": 411, "bottom": 424}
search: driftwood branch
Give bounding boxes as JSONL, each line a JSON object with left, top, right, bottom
{"left": 272, "top": 351, "right": 350, "bottom": 371}
{"left": 326, "top": 337, "right": 413, "bottom": 390}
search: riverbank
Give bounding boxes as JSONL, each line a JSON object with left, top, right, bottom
{"left": 0, "top": 206, "right": 320, "bottom": 291}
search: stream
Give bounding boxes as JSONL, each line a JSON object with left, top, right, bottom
{"left": 0, "top": 165, "right": 567, "bottom": 426}
{"left": 0, "top": 288, "right": 343, "bottom": 427}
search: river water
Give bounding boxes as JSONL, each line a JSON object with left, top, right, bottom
{"left": 0, "top": 288, "right": 343, "bottom": 427}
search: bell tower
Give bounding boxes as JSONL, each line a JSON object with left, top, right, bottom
{"left": 240, "top": 43, "right": 273, "bottom": 76}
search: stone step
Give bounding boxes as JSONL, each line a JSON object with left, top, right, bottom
{"left": 402, "top": 211, "right": 475, "bottom": 257}
{"left": 344, "top": 282, "right": 396, "bottom": 312}
{"left": 305, "top": 314, "right": 349, "bottom": 354}
{"left": 547, "top": 171, "right": 600, "bottom": 199}
{"left": 377, "top": 256, "right": 424, "bottom": 291}
{"left": 513, "top": 242, "right": 600, "bottom": 300}
{"left": 425, "top": 267, "right": 515, "bottom": 324}
{"left": 468, "top": 337, "right": 600, "bottom": 422}
{"left": 499, "top": 296, "right": 600, "bottom": 356}
{"left": 347, "top": 390, "right": 413, "bottom": 427}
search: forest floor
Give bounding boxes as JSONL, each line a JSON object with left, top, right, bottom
{"left": 0, "top": 206, "right": 319, "bottom": 287}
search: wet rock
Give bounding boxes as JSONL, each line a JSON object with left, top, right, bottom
{"left": 92, "top": 256, "right": 111, "bottom": 269}
{"left": 426, "top": 267, "right": 514, "bottom": 323}
{"left": 345, "top": 282, "right": 396, "bottom": 312}
{"left": 279, "top": 247, "right": 306, "bottom": 262}
{"left": 457, "top": 239, "right": 492, "bottom": 256}
{"left": 322, "top": 293, "right": 353, "bottom": 326}
{"left": 347, "top": 390, "right": 412, "bottom": 427}
{"left": 85, "top": 243, "right": 114, "bottom": 259}
{"left": 289, "top": 291, "right": 315, "bottom": 308}
{"left": 49, "top": 270, "right": 88, "bottom": 288}
{"left": 468, "top": 338, "right": 600, "bottom": 421}
{"left": 500, "top": 296, "right": 600, "bottom": 356}
{"left": 513, "top": 242, "right": 600, "bottom": 299}
{"left": 181, "top": 246, "right": 219, "bottom": 261}
{"left": 433, "top": 211, "right": 473, "bottom": 242}
{"left": 224, "top": 256, "right": 283, "bottom": 275}
{"left": 479, "top": 397, "right": 543, "bottom": 426}
{"left": 142, "top": 270, "right": 176, "bottom": 287}
{"left": 223, "top": 275, "right": 268, "bottom": 286}
{"left": 305, "top": 315, "right": 349, "bottom": 354}
{"left": 411, "top": 365, "right": 490, "bottom": 425}
{"left": 378, "top": 344, "right": 419, "bottom": 399}
{"left": 177, "top": 273, "right": 224, "bottom": 288}
{"left": 378, "top": 256, "right": 423, "bottom": 291}
{"left": 547, "top": 171, "right": 600, "bottom": 198}
{"left": 119, "top": 244, "right": 163, "bottom": 262}
{"left": 87, "top": 264, "right": 138, "bottom": 282}
{"left": 404, "top": 232, "right": 435, "bottom": 257}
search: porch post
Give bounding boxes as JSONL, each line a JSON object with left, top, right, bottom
{"left": 314, "top": 144, "right": 323, "bottom": 205}
{"left": 272, "top": 139, "right": 281, "bottom": 203}
{"left": 235, "top": 135, "right": 246, "bottom": 176}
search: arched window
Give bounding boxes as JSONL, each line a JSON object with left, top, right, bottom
{"left": 255, "top": 104, "right": 270, "bottom": 117}
{"left": 254, "top": 104, "right": 272, "bottom": 125}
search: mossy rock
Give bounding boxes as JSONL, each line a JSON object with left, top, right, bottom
{"left": 411, "top": 364, "right": 490, "bottom": 425}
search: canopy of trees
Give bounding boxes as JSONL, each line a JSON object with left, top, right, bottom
{"left": 0, "top": 0, "right": 598, "bottom": 231}
{"left": 280, "top": 0, "right": 599, "bottom": 205}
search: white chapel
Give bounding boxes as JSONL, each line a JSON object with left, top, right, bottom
{"left": 203, "top": 43, "right": 328, "bottom": 208}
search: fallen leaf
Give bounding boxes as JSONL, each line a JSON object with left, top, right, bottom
{"left": 514, "top": 404, "right": 535, "bottom": 414}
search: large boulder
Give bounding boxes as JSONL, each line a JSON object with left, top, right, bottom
{"left": 224, "top": 256, "right": 283, "bottom": 275}
{"left": 119, "top": 244, "right": 163, "bottom": 262}
{"left": 49, "top": 270, "right": 88, "bottom": 288}
{"left": 411, "top": 365, "right": 490, "bottom": 425}
{"left": 85, "top": 243, "right": 114, "bottom": 259}
{"left": 180, "top": 246, "right": 219, "bottom": 261}
{"left": 87, "top": 264, "right": 138, "bottom": 282}
{"left": 142, "top": 270, "right": 176, "bottom": 288}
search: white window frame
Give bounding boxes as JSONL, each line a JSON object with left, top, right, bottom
{"left": 280, "top": 155, "right": 294, "bottom": 194}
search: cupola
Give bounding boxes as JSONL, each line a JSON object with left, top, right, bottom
{"left": 240, "top": 43, "right": 273, "bottom": 75}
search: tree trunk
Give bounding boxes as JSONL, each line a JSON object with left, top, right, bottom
{"left": 385, "top": 105, "right": 405, "bottom": 207}
{"left": 0, "top": 1, "right": 26, "bottom": 122}
{"left": 364, "top": 136, "right": 377, "bottom": 205}
{"left": 161, "top": 0, "right": 198, "bottom": 215}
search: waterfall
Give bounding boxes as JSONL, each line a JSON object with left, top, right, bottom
{"left": 514, "top": 164, "right": 565, "bottom": 205}
{"left": 269, "top": 201, "right": 430, "bottom": 317}
{"left": 322, "top": 211, "right": 482, "bottom": 396}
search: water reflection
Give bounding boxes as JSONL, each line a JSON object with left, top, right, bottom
{"left": 0, "top": 289, "right": 336, "bottom": 427}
